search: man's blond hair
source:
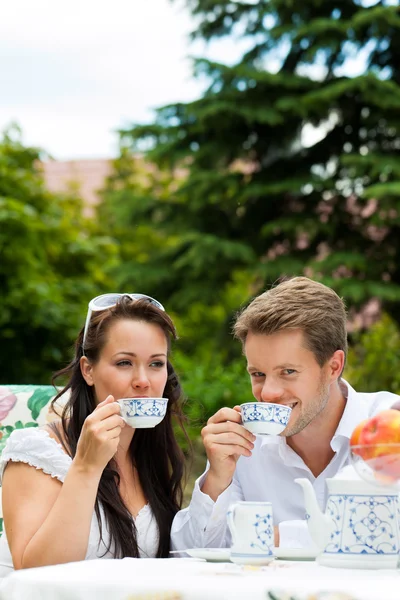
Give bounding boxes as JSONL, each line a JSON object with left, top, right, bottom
{"left": 234, "top": 277, "right": 348, "bottom": 367}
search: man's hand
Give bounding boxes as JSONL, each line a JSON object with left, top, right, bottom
{"left": 200, "top": 406, "right": 256, "bottom": 501}
{"left": 274, "top": 525, "right": 279, "bottom": 547}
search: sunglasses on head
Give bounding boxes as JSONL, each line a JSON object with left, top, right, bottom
{"left": 82, "top": 293, "right": 165, "bottom": 351}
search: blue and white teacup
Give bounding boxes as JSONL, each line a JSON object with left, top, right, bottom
{"left": 228, "top": 501, "right": 275, "bottom": 565}
{"left": 117, "top": 397, "right": 168, "bottom": 428}
{"left": 240, "top": 402, "right": 292, "bottom": 435}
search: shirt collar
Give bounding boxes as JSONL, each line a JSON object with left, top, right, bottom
{"left": 331, "top": 379, "right": 369, "bottom": 444}
{"left": 260, "top": 432, "right": 284, "bottom": 449}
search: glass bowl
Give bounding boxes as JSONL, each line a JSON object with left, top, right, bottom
{"left": 350, "top": 443, "right": 400, "bottom": 489}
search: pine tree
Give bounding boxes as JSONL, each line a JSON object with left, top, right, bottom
{"left": 112, "top": 0, "right": 400, "bottom": 335}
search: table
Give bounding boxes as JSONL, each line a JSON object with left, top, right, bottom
{"left": 0, "top": 557, "right": 399, "bottom": 600}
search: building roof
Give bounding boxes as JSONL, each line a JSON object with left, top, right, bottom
{"left": 42, "top": 158, "right": 112, "bottom": 215}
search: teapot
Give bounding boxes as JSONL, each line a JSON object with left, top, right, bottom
{"left": 296, "top": 465, "right": 400, "bottom": 569}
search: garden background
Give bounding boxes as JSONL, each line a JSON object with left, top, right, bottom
{"left": 1, "top": 0, "right": 400, "bottom": 480}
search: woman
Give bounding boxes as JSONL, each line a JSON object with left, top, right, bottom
{"left": 0, "top": 294, "right": 187, "bottom": 575}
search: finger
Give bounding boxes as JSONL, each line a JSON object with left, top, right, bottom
{"left": 97, "top": 423, "right": 123, "bottom": 442}
{"left": 208, "top": 443, "right": 252, "bottom": 459}
{"left": 102, "top": 414, "right": 126, "bottom": 431}
{"left": 108, "top": 426, "right": 123, "bottom": 439}
{"left": 207, "top": 407, "right": 242, "bottom": 425}
{"left": 205, "top": 432, "right": 255, "bottom": 452}
{"left": 93, "top": 402, "right": 122, "bottom": 421}
{"left": 233, "top": 405, "right": 241, "bottom": 413}
{"left": 204, "top": 421, "right": 256, "bottom": 443}
{"left": 96, "top": 395, "right": 115, "bottom": 408}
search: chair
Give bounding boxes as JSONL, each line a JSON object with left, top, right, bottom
{"left": 0, "top": 385, "right": 65, "bottom": 534}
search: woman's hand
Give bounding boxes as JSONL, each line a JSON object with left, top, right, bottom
{"left": 74, "top": 395, "right": 125, "bottom": 474}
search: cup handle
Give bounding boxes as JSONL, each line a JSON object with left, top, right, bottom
{"left": 227, "top": 503, "right": 238, "bottom": 546}
{"left": 116, "top": 401, "right": 127, "bottom": 424}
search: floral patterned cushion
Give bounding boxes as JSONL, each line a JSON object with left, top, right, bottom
{"left": 0, "top": 385, "right": 68, "bottom": 534}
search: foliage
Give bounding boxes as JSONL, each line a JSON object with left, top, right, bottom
{"left": 345, "top": 313, "right": 400, "bottom": 394}
{"left": 0, "top": 126, "right": 118, "bottom": 383}
{"left": 3, "top": 0, "right": 400, "bottom": 456}
{"left": 100, "top": 0, "right": 400, "bottom": 460}
{"left": 109, "top": 0, "right": 400, "bottom": 343}
{"left": 171, "top": 348, "right": 251, "bottom": 484}
{"left": 173, "top": 349, "right": 250, "bottom": 442}
{"left": 99, "top": 148, "right": 254, "bottom": 361}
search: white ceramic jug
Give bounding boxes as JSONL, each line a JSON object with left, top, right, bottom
{"left": 227, "top": 501, "right": 275, "bottom": 565}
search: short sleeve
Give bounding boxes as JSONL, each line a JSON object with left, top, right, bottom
{"left": 0, "top": 428, "right": 71, "bottom": 484}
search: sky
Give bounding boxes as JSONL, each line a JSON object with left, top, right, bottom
{"left": 0, "top": 0, "right": 381, "bottom": 160}
{"left": 0, "top": 0, "right": 249, "bottom": 160}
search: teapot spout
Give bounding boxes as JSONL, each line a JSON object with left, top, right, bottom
{"left": 295, "top": 478, "right": 334, "bottom": 551}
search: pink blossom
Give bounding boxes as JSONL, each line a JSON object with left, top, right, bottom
{"left": 0, "top": 387, "right": 17, "bottom": 421}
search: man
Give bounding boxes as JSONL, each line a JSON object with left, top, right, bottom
{"left": 171, "top": 277, "right": 400, "bottom": 550}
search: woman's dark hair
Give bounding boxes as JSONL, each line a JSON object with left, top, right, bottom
{"left": 51, "top": 296, "right": 188, "bottom": 558}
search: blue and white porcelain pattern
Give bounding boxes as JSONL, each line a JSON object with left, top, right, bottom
{"left": 324, "top": 494, "right": 400, "bottom": 556}
{"left": 249, "top": 512, "right": 274, "bottom": 552}
{"left": 240, "top": 402, "right": 292, "bottom": 435}
{"left": 227, "top": 501, "right": 275, "bottom": 565}
{"left": 117, "top": 397, "right": 168, "bottom": 429}
{"left": 296, "top": 465, "right": 400, "bottom": 569}
{"left": 312, "top": 491, "right": 400, "bottom": 569}
{"left": 124, "top": 398, "right": 166, "bottom": 417}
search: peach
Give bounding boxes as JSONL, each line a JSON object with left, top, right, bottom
{"left": 350, "top": 418, "right": 374, "bottom": 459}
{"left": 350, "top": 409, "right": 400, "bottom": 479}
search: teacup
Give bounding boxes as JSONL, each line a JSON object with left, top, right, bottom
{"left": 240, "top": 402, "right": 292, "bottom": 435}
{"left": 117, "top": 397, "right": 168, "bottom": 428}
{"left": 228, "top": 501, "right": 275, "bottom": 565}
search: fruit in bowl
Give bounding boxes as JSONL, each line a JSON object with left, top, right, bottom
{"left": 350, "top": 409, "right": 400, "bottom": 484}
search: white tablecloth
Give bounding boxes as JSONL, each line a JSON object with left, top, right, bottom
{"left": 0, "top": 557, "right": 399, "bottom": 600}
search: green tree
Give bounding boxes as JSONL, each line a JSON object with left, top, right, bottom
{"left": 112, "top": 0, "right": 400, "bottom": 338}
{"left": 99, "top": 147, "right": 251, "bottom": 360}
{"left": 345, "top": 313, "right": 400, "bottom": 394}
{"left": 0, "top": 126, "right": 118, "bottom": 383}
{"left": 99, "top": 1, "right": 400, "bottom": 444}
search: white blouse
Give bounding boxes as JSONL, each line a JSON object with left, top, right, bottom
{"left": 0, "top": 428, "right": 159, "bottom": 577}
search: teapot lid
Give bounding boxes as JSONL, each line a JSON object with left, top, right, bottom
{"left": 329, "top": 463, "right": 399, "bottom": 494}
{"left": 332, "top": 464, "right": 362, "bottom": 481}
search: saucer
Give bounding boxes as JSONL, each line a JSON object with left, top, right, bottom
{"left": 176, "top": 548, "right": 231, "bottom": 562}
{"left": 230, "top": 553, "right": 275, "bottom": 565}
{"left": 274, "top": 547, "right": 318, "bottom": 561}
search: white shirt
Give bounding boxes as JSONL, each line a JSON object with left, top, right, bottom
{"left": 171, "top": 382, "right": 400, "bottom": 550}
{"left": 0, "top": 429, "right": 159, "bottom": 577}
